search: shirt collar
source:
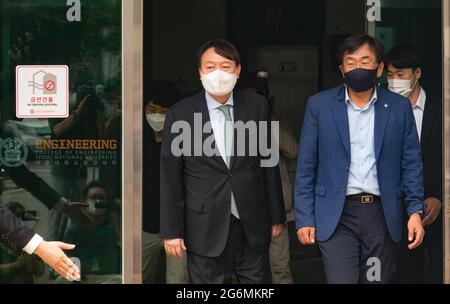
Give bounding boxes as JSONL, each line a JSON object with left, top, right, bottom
{"left": 344, "top": 85, "right": 378, "bottom": 110}
{"left": 414, "top": 87, "right": 426, "bottom": 111}
{"left": 205, "top": 91, "right": 234, "bottom": 111}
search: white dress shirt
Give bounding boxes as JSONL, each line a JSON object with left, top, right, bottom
{"left": 413, "top": 87, "right": 426, "bottom": 141}
{"left": 23, "top": 234, "right": 43, "bottom": 254}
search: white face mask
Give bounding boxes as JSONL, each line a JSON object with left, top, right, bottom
{"left": 201, "top": 69, "right": 238, "bottom": 96}
{"left": 146, "top": 113, "right": 166, "bottom": 132}
{"left": 388, "top": 71, "right": 418, "bottom": 97}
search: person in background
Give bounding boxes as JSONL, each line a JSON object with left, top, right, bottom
{"left": 386, "top": 45, "right": 443, "bottom": 283}
{"left": 142, "top": 80, "right": 188, "bottom": 284}
{"left": 63, "top": 181, "right": 121, "bottom": 283}
{"left": 47, "top": 83, "right": 106, "bottom": 242}
{"left": 239, "top": 73, "right": 296, "bottom": 284}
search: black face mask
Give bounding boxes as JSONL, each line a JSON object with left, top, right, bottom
{"left": 344, "top": 68, "right": 378, "bottom": 93}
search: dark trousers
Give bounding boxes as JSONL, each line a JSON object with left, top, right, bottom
{"left": 318, "top": 199, "right": 398, "bottom": 284}
{"left": 187, "top": 220, "right": 272, "bottom": 284}
{"left": 395, "top": 213, "right": 443, "bottom": 284}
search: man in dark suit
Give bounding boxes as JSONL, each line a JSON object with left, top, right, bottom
{"left": 160, "top": 39, "right": 286, "bottom": 284}
{"left": 295, "top": 35, "right": 425, "bottom": 284}
{"left": 386, "top": 45, "right": 443, "bottom": 283}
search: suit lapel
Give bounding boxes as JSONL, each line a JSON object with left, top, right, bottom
{"left": 230, "top": 90, "right": 247, "bottom": 170}
{"left": 331, "top": 86, "right": 350, "bottom": 157}
{"left": 374, "top": 88, "right": 391, "bottom": 160}
{"left": 194, "top": 93, "right": 228, "bottom": 170}
{"left": 420, "top": 96, "right": 435, "bottom": 154}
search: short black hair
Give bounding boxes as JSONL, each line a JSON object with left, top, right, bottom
{"left": 384, "top": 45, "right": 422, "bottom": 71}
{"left": 146, "top": 80, "right": 180, "bottom": 108}
{"left": 197, "top": 39, "right": 241, "bottom": 68}
{"left": 337, "top": 34, "right": 385, "bottom": 65}
{"left": 82, "top": 181, "right": 108, "bottom": 200}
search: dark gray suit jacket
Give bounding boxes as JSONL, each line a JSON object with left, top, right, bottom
{"left": 160, "top": 90, "right": 285, "bottom": 257}
{"left": 0, "top": 205, "right": 34, "bottom": 251}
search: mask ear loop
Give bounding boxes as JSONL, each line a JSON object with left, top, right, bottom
{"left": 410, "top": 69, "right": 419, "bottom": 91}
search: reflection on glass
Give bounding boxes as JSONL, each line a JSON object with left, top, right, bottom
{"left": 0, "top": 0, "right": 122, "bottom": 284}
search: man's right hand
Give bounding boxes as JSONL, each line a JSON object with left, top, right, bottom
{"left": 34, "top": 241, "right": 80, "bottom": 281}
{"left": 297, "top": 227, "right": 316, "bottom": 245}
{"left": 164, "top": 238, "right": 186, "bottom": 259}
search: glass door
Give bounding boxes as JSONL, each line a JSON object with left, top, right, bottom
{"left": 0, "top": 0, "right": 123, "bottom": 284}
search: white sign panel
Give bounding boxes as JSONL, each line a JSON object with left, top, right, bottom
{"left": 16, "top": 65, "right": 69, "bottom": 118}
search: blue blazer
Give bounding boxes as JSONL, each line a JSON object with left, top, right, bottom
{"left": 294, "top": 85, "right": 424, "bottom": 243}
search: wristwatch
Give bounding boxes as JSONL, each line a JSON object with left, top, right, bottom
{"left": 413, "top": 210, "right": 424, "bottom": 218}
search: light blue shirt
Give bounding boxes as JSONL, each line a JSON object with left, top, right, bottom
{"left": 205, "top": 92, "right": 234, "bottom": 163}
{"left": 345, "top": 87, "right": 380, "bottom": 196}
{"left": 205, "top": 92, "right": 240, "bottom": 218}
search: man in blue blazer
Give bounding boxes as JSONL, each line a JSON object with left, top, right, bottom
{"left": 294, "top": 34, "right": 425, "bottom": 284}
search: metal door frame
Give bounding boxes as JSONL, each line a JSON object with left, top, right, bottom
{"left": 122, "top": 0, "right": 143, "bottom": 284}
{"left": 442, "top": 0, "right": 450, "bottom": 284}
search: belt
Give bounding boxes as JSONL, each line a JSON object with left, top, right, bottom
{"left": 346, "top": 193, "right": 380, "bottom": 204}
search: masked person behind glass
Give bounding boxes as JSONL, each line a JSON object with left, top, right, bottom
{"left": 295, "top": 34, "right": 425, "bottom": 284}
{"left": 47, "top": 82, "right": 106, "bottom": 242}
{"left": 160, "top": 39, "right": 285, "bottom": 284}
{"left": 385, "top": 45, "right": 443, "bottom": 284}
{"left": 63, "top": 181, "right": 121, "bottom": 284}
{"left": 142, "top": 81, "right": 188, "bottom": 284}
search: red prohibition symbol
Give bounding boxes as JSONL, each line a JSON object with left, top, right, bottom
{"left": 45, "top": 80, "right": 56, "bottom": 91}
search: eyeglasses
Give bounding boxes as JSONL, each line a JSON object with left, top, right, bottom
{"left": 342, "top": 60, "right": 379, "bottom": 70}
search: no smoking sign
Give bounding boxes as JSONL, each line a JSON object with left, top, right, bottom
{"left": 45, "top": 80, "right": 56, "bottom": 92}
{"left": 16, "top": 65, "right": 69, "bottom": 118}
